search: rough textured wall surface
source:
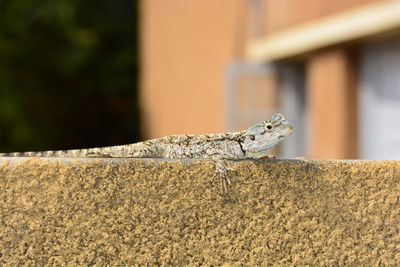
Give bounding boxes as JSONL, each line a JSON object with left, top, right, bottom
{"left": 0, "top": 158, "right": 399, "bottom": 265}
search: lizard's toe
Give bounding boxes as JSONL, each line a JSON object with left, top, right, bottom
{"left": 212, "top": 160, "right": 235, "bottom": 193}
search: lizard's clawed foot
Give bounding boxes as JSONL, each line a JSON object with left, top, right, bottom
{"left": 211, "top": 160, "right": 235, "bottom": 193}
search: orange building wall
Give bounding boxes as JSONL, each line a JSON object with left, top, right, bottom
{"left": 140, "top": 0, "right": 247, "bottom": 138}
{"left": 308, "top": 49, "right": 358, "bottom": 159}
{"left": 263, "top": 0, "right": 385, "bottom": 35}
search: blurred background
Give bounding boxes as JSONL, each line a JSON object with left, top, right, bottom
{"left": 1, "top": 0, "right": 400, "bottom": 159}
{"left": 0, "top": 0, "right": 140, "bottom": 152}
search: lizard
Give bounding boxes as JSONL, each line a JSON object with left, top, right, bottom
{"left": 0, "top": 113, "right": 293, "bottom": 192}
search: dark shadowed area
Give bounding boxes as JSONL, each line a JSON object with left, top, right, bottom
{"left": 0, "top": 0, "right": 139, "bottom": 152}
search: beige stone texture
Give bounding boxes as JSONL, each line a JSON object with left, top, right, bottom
{"left": 1, "top": 158, "right": 399, "bottom": 265}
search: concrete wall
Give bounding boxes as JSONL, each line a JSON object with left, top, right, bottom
{"left": 1, "top": 158, "right": 399, "bottom": 265}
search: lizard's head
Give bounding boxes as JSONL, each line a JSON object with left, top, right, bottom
{"left": 242, "top": 113, "right": 293, "bottom": 158}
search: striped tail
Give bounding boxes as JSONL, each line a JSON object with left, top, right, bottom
{"left": 0, "top": 142, "right": 164, "bottom": 158}
{"left": 0, "top": 148, "right": 105, "bottom": 158}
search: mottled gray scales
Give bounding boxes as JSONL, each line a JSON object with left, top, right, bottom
{"left": 0, "top": 113, "right": 293, "bottom": 193}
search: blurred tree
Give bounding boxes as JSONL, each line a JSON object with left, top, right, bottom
{"left": 0, "top": 0, "right": 139, "bottom": 152}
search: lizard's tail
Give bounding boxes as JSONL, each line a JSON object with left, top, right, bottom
{"left": 0, "top": 142, "right": 161, "bottom": 158}
{"left": 0, "top": 148, "right": 101, "bottom": 158}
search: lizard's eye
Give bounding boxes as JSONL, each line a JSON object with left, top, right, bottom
{"left": 266, "top": 124, "right": 272, "bottom": 130}
{"left": 249, "top": 135, "right": 255, "bottom": 141}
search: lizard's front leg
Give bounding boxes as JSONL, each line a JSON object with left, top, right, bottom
{"left": 211, "top": 159, "right": 235, "bottom": 193}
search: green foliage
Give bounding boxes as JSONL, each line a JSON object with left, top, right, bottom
{"left": 0, "top": 0, "right": 139, "bottom": 152}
